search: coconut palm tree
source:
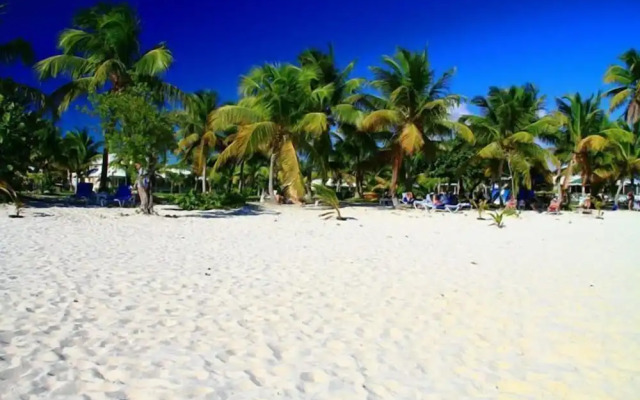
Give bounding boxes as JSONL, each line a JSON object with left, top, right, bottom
{"left": 593, "top": 121, "right": 640, "bottom": 203}
{"left": 360, "top": 47, "right": 473, "bottom": 204}
{"left": 211, "top": 63, "right": 341, "bottom": 201}
{"left": 604, "top": 49, "right": 640, "bottom": 124}
{"left": 554, "top": 93, "right": 630, "bottom": 199}
{"left": 463, "top": 84, "right": 559, "bottom": 200}
{"left": 35, "top": 3, "right": 177, "bottom": 191}
{"left": 176, "top": 90, "right": 221, "bottom": 193}
{"left": 62, "top": 128, "right": 101, "bottom": 183}
{"left": 0, "top": 4, "right": 33, "bottom": 65}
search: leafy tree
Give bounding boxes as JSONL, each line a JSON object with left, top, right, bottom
{"left": 604, "top": 49, "right": 640, "bottom": 124}
{"left": 36, "top": 3, "right": 178, "bottom": 191}
{"left": 0, "top": 91, "right": 52, "bottom": 185}
{"left": 92, "top": 84, "right": 178, "bottom": 214}
{"left": 360, "top": 47, "right": 473, "bottom": 204}
{"left": 463, "top": 84, "right": 558, "bottom": 200}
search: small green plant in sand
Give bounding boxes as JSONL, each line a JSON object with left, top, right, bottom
{"left": 0, "top": 180, "right": 23, "bottom": 218}
{"left": 471, "top": 199, "right": 489, "bottom": 220}
{"left": 313, "top": 184, "right": 346, "bottom": 220}
{"left": 488, "top": 208, "right": 516, "bottom": 228}
{"left": 594, "top": 200, "right": 604, "bottom": 219}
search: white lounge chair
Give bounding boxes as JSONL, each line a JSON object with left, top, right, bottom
{"left": 414, "top": 195, "right": 435, "bottom": 211}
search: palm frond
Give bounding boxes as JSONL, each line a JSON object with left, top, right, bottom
{"left": 295, "top": 112, "right": 329, "bottom": 135}
{"left": 398, "top": 123, "right": 424, "bottom": 154}
{"left": 0, "top": 38, "right": 34, "bottom": 65}
{"left": 133, "top": 44, "right": 173, "bottom": 76}
{"left": 35, "top": 55, "right": 91, "bottom": 80}
{"left": 361, "top": 109, "right": 401, "bottom": 132}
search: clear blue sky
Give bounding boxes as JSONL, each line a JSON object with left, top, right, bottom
{"left": 1, "top": 0, "right": 639, "bottom": 136}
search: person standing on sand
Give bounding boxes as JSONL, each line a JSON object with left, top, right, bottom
{"left": 134, "top": 162, "right": 149, "bottom": 212}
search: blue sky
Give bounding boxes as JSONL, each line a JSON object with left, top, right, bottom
{"left": 1, "top": 0, "right": 639, "bottom": 137}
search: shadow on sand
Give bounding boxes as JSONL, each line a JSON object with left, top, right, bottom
{"left": 162, "top": 204, "right": 280, "bottom": 219}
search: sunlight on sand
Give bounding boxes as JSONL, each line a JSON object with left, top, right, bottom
{"left": 1, "top": 205, "right": 639, "bottom": 399}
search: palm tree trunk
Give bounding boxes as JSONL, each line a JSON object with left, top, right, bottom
{"left": 389, "top": 147, "right": 402, "bottom": 206}
{"left": 507, "top": 159, "right": 517, "bottom": 203}
{"left": 355, "top": 171, "right": 363, "bottom": 199}
{"left": 614, "top": 179, "right": 624, "bottom": 206}
{"left": 99, "top": 147, "right": 109, "bottom": 192}
{"left": 201, "top": 163, "right": 207, "bottom": 193}
{"left": 238, "top": 160, "right": 245, "bottom": 192}
{"left": 559, "top": 156, "right": 575, "bottom": 205}
{"left": 268, "top": 153, "right": 276, "bottom": 202}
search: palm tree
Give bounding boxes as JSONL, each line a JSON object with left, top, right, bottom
{"left": 62, "top": 128, "right": 101, "bottom": 184}
{"left": 211, "top": 63, "right": 339, "bottom": 202}
{"left": 593, "top": 121, "right": 640, "bottom": 204}
{"left": 0, "top": 4, "right": 33, "bottom": 66}
{"left": 554, "top": 93, "right": 621, "bottom": 198}
{"left": 463, "top": 84, "right": 559, "bottom": 200}
{"left": 360, "top": 47, "right": 473, "bottom": 204}
{"left": 35, "top": 3, "right": 176, "bottom": 191}
{"left": 296, "top": 46, "right": 364, "bottom": 196}
{"left": 604, "top": 49, "right": 640, "bottom": 124}
{"left": 176, "top": 90, "right": 221, "bottom": 193}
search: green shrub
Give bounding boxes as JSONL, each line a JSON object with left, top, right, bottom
{"left": 173, "top": 190, "right": 246, "bottom": 211}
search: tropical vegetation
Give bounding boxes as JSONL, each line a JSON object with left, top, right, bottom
{"left": 1, "top": 2, "right": 638, "bottom": 214}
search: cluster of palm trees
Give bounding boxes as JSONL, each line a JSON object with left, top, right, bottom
{"left": 3, "top": 2, "right": 639, "bottom": 206}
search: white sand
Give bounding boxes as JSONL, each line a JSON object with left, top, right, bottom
{"left": 1, "top": 203, "right": 639, "bottom": 399}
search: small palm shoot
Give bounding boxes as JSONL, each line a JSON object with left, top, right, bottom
{"left": 488, "top": 208, "right": 516, "bottom": 228}
{"left": 0, "top": 180, "right": 23, "bottom": 218}
{"left": 594, "top": 200, "right": 605, "bottom": 219}
{"left": 471, "top": 199, "right": 489, "bottom": 220}
{"left": 313, "top": 184, "right": 345, "bottom": 221}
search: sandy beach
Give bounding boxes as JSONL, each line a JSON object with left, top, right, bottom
{"left": 1, "top": 204, "right": 639, "bottom": 399}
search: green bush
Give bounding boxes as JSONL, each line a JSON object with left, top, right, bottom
{"left": 173, "top": 191, "right": 246, "bottom": 211}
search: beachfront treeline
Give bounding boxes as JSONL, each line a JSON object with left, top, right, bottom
{"left": 1, "top": 2, "right": 639, "bottom": 209}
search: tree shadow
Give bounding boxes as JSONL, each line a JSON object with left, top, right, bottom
{"left": 163, "top": 204, "right": 280, "bottom": 219}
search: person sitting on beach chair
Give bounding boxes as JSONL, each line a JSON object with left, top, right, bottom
{"left": 506, "top": 195, "right": 517, "bottom": 210}
{"left": 547, "top": 198, "right": 560, "bottom": 213}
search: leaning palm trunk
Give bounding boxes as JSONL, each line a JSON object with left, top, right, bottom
{"left": 614, "top": 180, "right": 624, "bottom": 206}
{"left": 559, "top": 156, "right": 576, "bottom": 205}
{"left": 389, "top": 146, "right": 402, "bottom": 206}
{"left": 268, "top": 153, "right": 276, "bottom": 202}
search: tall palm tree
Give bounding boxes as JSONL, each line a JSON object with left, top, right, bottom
{"left": 0, "top": 4, "right": 33, "bottom": 65}
{"left": 35, "top": 3, "right": 176, "bottom": 191}
{"left": 360, "top": 48, "right": 473, "bottom": 204}
{"left": 554, "top": 93, "right": 625, "bottom": 198}
{"left": 593, "top": 121, "right": 640, "bottom": 203}
{"left": 211, "top": 63, "right": 341, "bottom": 201}
{"left": 176, "top": 90, "right": 221, "bottom": 193}
{"left": 0, "top": 3, "right": 45, "bottom": 108}
{"left": 62, "top": 128, "right": 101, "bottom": 183}
{"left": 463, "top": 84, "right": 559, "bottom": 199}
{"left": 604, "top": 49, "right": 640, "bottom": 124}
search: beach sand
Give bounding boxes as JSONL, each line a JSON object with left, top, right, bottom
{"left": 1, "top": 204, "right": 639, "bottom": 399}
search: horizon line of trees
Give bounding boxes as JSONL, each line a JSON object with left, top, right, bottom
{"left": 2, "top": 2, "right": 639, "bottom": 211}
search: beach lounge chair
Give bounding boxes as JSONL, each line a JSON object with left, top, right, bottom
{"left": 414, "top": 195, "right": 436, "bottom": 211}
{"left": 547, "top": 199, "right": 560, "bottom": 214}
{"left": 68, "top": 182, "right": 95, "bottom": 204}
{"left": 112, "top": 185, "right": 135, "bottom": 207}
{"left": 575, "top": 196, "right": 592, "bottom": 214}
